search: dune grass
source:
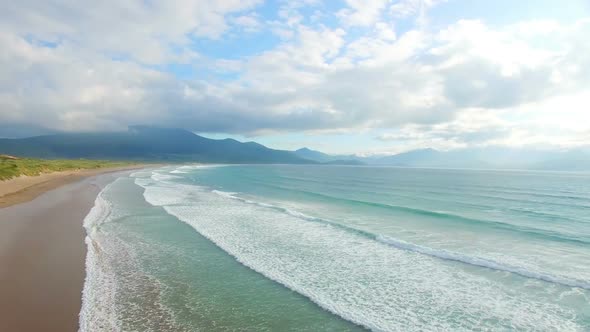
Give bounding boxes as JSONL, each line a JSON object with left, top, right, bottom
{"left": 0, "top": 155, "right": 134, "bottom": 181}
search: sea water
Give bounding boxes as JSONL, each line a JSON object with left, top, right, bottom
{"left": 80, "top": 165, "right": 590, "bottom": 331}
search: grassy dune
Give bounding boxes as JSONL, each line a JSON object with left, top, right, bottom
{"left": 0, "top": 155, "right": 134, "bottom": 181}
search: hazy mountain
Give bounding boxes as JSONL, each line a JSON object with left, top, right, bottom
{"left": 3, "top": 127, "right": 588, "bottom": 169}
{"left": 295, "top": 146, "right": 590, "bottom": 171}
{"left": 294, "top": 148, "right": 334, "bottom": 162}
{"left": 367, "top": 148, "right": 442, "bottom": 166}
{"left": 294, "top": 147, "right": 360, "bottom": 164}
{"left": 0, "top": 124, "right": 59, "bottom": 138}
{"left": 321, "top": 159, "right": 365, "bottom": 165}
{"left": 0, "top": 126, "right": 313, "bottom": 164}
{"left": 432, "top": 147, "right": 590, "bottom": 170}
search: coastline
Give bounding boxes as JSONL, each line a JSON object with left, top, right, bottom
{"left": 0, "top": 167, "right": 146, "bottom": 332}
{"left": 0, "top": 165, "right": 145, "bottom": 208}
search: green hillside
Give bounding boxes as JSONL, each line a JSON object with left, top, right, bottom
{"left": 0, "top": 126, "right": 314, "bottom": 164}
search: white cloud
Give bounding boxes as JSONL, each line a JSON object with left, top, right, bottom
{"left": 337, "top": 0, "right": 390, "bottom": 27}
{"left": 232, "top": 13, "right": 262, "bottom": 32}
{"left": 0, "top": 0, "right": 261, "bottom": 64}
{"left": 390, "top": 0, "right": 444, "bottom": 17}
{"left": 375, "top": 88, "right": 590, "bottom": 153}
{"left": 0, "top": 0, "right": 589, "bottom": 152}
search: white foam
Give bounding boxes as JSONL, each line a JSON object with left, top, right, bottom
{"left": 211, "top": 189, "right": 239, "bottom": 198}
{"left": 175, "top": 164, "right": 224, "bottom": 171}
{"left": 80, "top": 177, "right": 187, "bottom": 331}
{"left": 79, "top": 185, "right": 121, "bottom": 332}
{"left": 151, "top": 172, "right": 182, "bottom": 181}
{"left": 210, "top": 190, "right": 590, "bottom": 289}
{"left": 375, "top": 235, "right": 590, "bottom": 290}
{"left": 138, "top": 178, "right": 587, "bottom": 331}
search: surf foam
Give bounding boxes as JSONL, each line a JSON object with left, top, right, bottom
{"left": 138, "top": 176, "right": 586, "bottom": 331}
{"left": 210, "top": 190, "right": 590, "bottom": 290}
{"left": 79, "top": 184, "right": 121, "bottom": 332}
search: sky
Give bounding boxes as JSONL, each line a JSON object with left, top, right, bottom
{"left": 1, "top": 0, "right": 589, "bottom": 155}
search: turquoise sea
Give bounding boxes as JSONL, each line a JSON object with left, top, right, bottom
{"left": 80, "top": 165, "right": 590, "bottom": 331}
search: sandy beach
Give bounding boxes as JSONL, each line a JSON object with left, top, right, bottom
{"left": 0, "top": 166, "right": 143, "bottom": 208}
{"left": 0, "top": 167, "right": 144, "bottom": 332}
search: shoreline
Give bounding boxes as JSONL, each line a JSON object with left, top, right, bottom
{"left": 0, "top": 167, "right": 147, "bottom": 332}
{"left": 0, "top": 165, "right": 146, "bottom": 208}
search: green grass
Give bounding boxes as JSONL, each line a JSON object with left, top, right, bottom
{"left": 0, "top": 155, "right": 135, "bottom": 181}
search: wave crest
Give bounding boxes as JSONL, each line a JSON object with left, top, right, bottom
{"left": 211, "top": 189, "right": 590, "bottom": 290}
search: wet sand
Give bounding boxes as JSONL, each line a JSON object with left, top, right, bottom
{"left": 0, "top": 166, "right": 143, "bottom": 208}
{"left": 0, "top": 169, "right": 144, "bottom": 332}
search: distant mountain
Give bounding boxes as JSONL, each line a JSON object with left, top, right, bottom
{"left": 363, "top": 147, "right": 590, "bottom": 171}
{"left": 3, "top": 127, "right": 588, "bottom": 169}
{"left": 294, "top": 148, "right": 334, "bottom": 162}
{"left": 294, "top": 147, "right": 361, "bottom": 164}
{"left": 0, "top": 126, "right": 313, "bottom": 164}
{"left": 322, "top": 159, "right": 365, "bottom": 166}
{"left": 295, "top": 146, "right": 590, "bottom": 171}
{"left": 367, "top": 148, "right": 441, "bottom": 166}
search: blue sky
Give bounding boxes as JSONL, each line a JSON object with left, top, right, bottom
{"left": 1, "top": 0, "right": 590, "bottom": 154}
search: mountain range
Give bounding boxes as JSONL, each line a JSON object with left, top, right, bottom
{"left": 296, "top": 147, "right": 590, "bottom": 171}
{"left": 1, "top": 126, "right": 589, "bottom": 170}
{"left": 0, "top": 126, "right": 310, "bottom": 164}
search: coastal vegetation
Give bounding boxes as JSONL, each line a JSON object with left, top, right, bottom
{"left": 0, "top": 154, "right": 133, "bottom": 180}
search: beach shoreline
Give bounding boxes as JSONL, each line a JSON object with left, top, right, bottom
{"left": 0, "top": 165, "right": 145, "bottom": 208}
{"left": 0, "top": 167, "right": 146, "bottom": 332}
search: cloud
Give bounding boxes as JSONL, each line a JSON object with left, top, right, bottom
{"left": 375, "top": 109, "right": 512, "bottom": 151}
{"left": 337, "top": 0, "right": 390, "bottom": 27}
{"left": 232, "top": 13, "right": 262, "bottom": 32}
{"left": 375, "top": 88, "right": 590, "bottom": 152}
{"left": 391, "top": 0, "right": 423, "bottom": 17}
{"left": 390, "top": 0, "right": 445, "bottom": 26}
{"left": 0, "top": 0, "right": 261, "bottom": 64}
{"left": 0, "top": 0, "right": 589, "bottom": 151}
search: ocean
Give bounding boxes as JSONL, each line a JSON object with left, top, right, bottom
{"left": 80, "top": 165, "right": 590, "bottom": 331}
